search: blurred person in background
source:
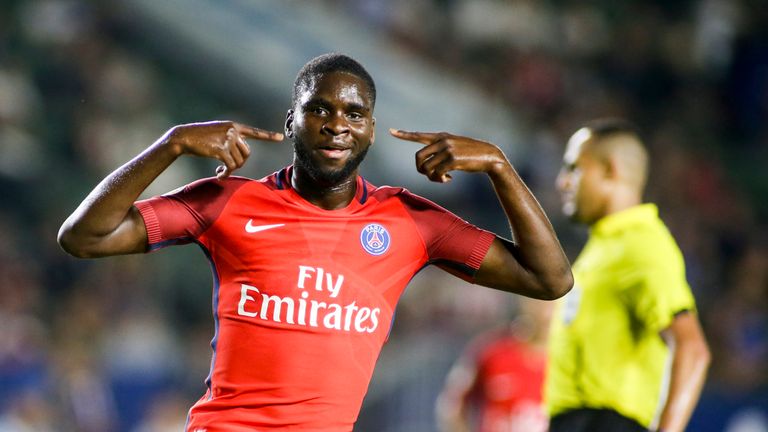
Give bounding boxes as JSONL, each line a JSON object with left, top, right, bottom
{"left": 0, "top": 389, "right": 57, "bottom": 432}
{"left": 56, "top": 53, "right": 572, "bottom": 431}
{"left": 436, "top": 297, "right": 552, "bottom": 432}
{"left": 130, "top": 391, "right": 188, "bottom": 432}
{"left": 707, "top": 242, "right": 768, "bottom": 391}
{"left": 545, "top": 118, "right": 711, "bottom": 432}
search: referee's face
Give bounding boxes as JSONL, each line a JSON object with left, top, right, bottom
{"left": 557, "top": 129, "right": 609, "bottom": 225}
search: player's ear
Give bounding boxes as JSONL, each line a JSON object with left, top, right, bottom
{"left": 370, "top": 117, "right": 376, "bottom": 144}
{"left": 285, "top": 109, "right": 295, "bottom": 138}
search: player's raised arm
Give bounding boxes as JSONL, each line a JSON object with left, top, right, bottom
{"left": 390, "top": 128, "right": 572, "bottom": 300}
{"left": 58, "top": 121, "right": 283, "bottom": 258}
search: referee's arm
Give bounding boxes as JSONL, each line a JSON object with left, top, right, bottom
{"left": 656, "top": 310, "right": 710, "bottom": 432}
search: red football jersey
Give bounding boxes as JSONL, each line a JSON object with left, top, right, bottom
{"left": 467, "top": 330, "right": 548, "bottom": 432}
{"left": 135, "top": 167, "right": 495, "bottom": 431}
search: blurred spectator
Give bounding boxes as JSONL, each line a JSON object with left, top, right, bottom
{"left": 51, "top": 286, "right": 118, "bottom": 432}
{"left": 0, "top": 66, "right": 45, "bottom": 182}
{"left": 436, "top": 298, "right": 551, "bottom": 432}
{"left": 130, "top": 391, "right": 188, "bottom": 432}
{"left": 707, "top": 242, "right": 768, "bottom": 392}
{"left": 0, "top": 390, "right": 59, "bottom": 432}
{"left": 0, "top": 217, "right": 51, "bottom": 414}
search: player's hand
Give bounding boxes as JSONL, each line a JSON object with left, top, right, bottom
{"left": 166, "top": 121, "right": 284, "bottom": 179}
{"left": 389, "top": 128, "right": 509, "bottom": 183}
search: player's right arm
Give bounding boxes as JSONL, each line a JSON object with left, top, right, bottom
{"left": 58, "top": 121, "right": 283, "bottom": 258}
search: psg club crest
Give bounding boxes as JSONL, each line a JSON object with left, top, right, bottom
{"left": 360, "top": 223, "right": 391, "bottom": 256}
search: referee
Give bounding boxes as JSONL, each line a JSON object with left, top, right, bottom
{"left": 545, "top": 119, "right": 711, "bottom": 432}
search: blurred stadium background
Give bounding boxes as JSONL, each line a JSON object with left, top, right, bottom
{"left": 1, "top": 0, "right": 766, "bottom": 431}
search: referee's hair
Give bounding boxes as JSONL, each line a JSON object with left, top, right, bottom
{"left": 582, "top": 118, "right": 642, "bottom": 142}
{"left": 582, "top": 118, "right": 649, "bottom": 190}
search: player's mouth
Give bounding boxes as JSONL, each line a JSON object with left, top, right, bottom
{"left": 317, "top": 144, "right": 352, "bottom": 160}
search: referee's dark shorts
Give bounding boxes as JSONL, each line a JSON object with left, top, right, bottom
{"left": 549, "top": 408, "right": 649, "bottom": 432}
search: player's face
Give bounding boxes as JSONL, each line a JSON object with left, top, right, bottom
{"left": 556, "top": 128, "right": 609, "bottom": 224}
{"left": 287, "top": 71, "right": 375, "bottom": 185}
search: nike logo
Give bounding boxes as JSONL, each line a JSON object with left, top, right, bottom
{"left": 245, "top": 220, "right": 285, "bottom": 233}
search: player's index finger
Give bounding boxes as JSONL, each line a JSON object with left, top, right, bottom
{"left": 389, "top": 128, "right": 439, "bottom": 145}
{"left": 233, "top": 123, "right": 284, "bottom": 142}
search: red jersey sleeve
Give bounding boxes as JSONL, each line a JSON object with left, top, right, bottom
{"left": 135, "top": 177, "right": 249, "bottom": 251}
{"left": 397, "top": 189, "right": 495, "bottom": 281}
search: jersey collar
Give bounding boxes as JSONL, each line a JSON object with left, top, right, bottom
{"left": 591, "top": 203, "right": 659, "bottom": 236}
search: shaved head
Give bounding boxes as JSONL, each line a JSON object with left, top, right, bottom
{"left": 581, "top": 119, "right": 649, "bottom": 193}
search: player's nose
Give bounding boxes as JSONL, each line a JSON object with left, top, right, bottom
{"left": 322, "top": 114, "right": 350, "bottom": 136}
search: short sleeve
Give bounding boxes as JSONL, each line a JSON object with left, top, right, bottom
{"left": 397, "top": 190, "right": 495, "bottom": 280}
{"left": 620, "top": 234, "right": 697, "bottom": 333}
{"left": 135, "top": 177, "right": 248, "bottom": 251}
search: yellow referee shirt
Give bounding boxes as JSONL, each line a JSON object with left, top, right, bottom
{"left": 545, "top": 204, "right": 697, "bottom": 427}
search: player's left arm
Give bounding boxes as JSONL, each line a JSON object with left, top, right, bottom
{"left": 436, "top": 366, "right": 475, "bottom": 432}
{"left": 656, "top": 311, "right": 711, "bottom": 432}
{"left": 436, "top": 349, "right": 480, "bottom": 432}
{"left": 390, "top": 129, "right": 572, "bottom": 300}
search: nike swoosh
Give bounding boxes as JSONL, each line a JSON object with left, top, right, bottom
{"left": 245, "top": 220, "right": 285, "bottom": 233}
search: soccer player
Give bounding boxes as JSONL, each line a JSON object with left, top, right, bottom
{"left": 436, "top": 298, "right": 552, "bottom": 432}
{"left": 58, "top": 53, "right": 572, "bottom": 431}
{"left": 545, "top": 119, "right": 711, "bottom": 432}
